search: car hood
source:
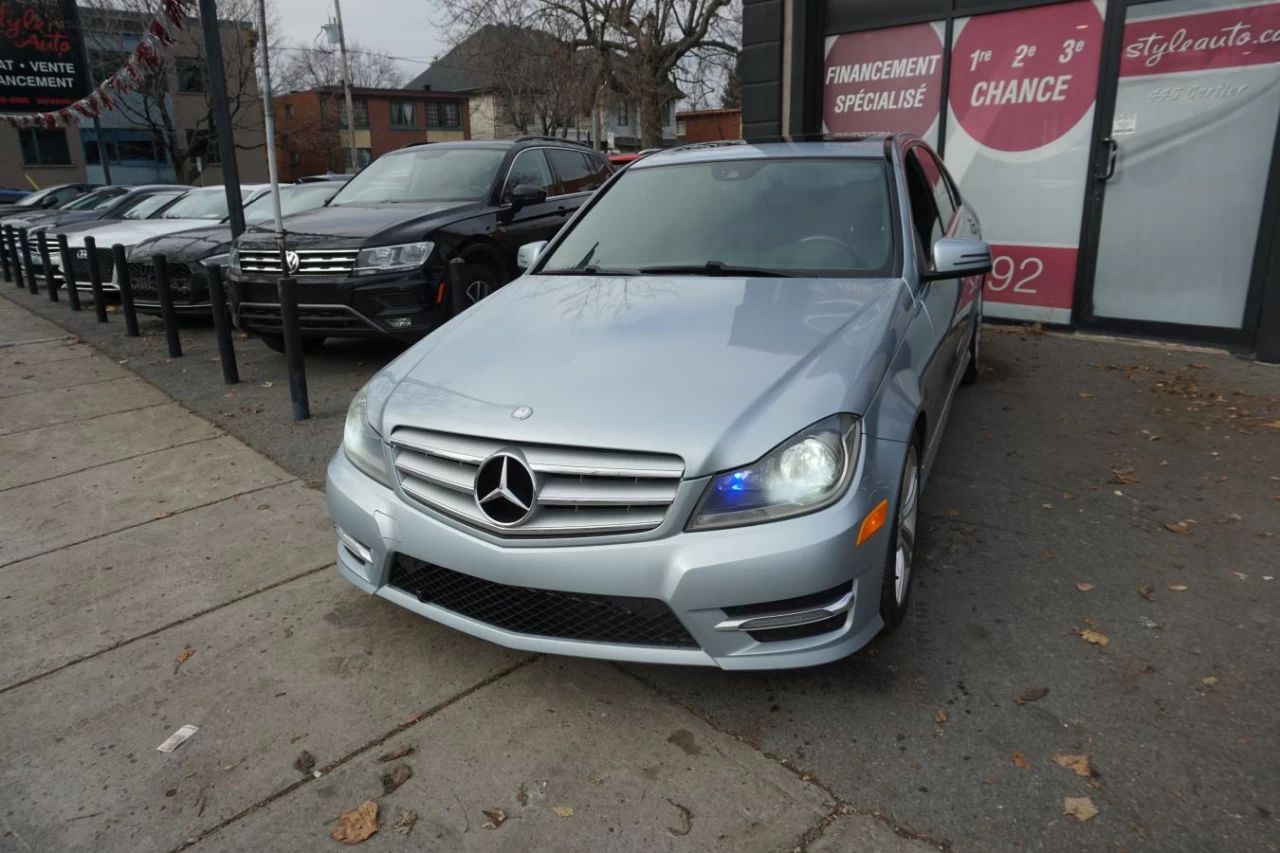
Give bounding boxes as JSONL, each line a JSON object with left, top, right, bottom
{"left": 236, "top": 201, "right": 482, "bottom": 249}
{"left": 130, "top": 224, "right": 232, "bottom": 263}
{"left": 64, "top": 219, "right": 216, "bottom": 249}
{"left": 379, "top": 275, "right": 908, "bottom": 477}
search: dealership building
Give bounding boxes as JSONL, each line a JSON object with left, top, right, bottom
{"left": 741, "top": 0, "right": 1280, "bottom": 362}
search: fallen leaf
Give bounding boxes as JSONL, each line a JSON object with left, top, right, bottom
{"left": 1053, "top": 753, "right": 1093, "bottom": 778}
{"left": 1012, "top": 751, "right": 1031, "bottom": 769}
{"left": 331, "top": 800, "right": 379, "bottom": 845}
{"left": 394, "top": 810, "right": 417, "bottom": 836}
{"left": 105, "top": 304, "right": 121, "bottom": 314}
{"left": 293, "top": 750, "right": 315, "bottom": 774}
{"left": 1200, "top": 676, "right": 1219, "bottom": 688}
{"left": 153, "top": 511, "right": 171, "bottom": 520}
{"left": 173, "top": 646, "right": 194, "bottom": 673}
{"left": 236, "top": 332, "right": 249, "bottom": 340}
{"left": 1077, "top": 392, "right": 1095, "bottom": 398}
{"left": 1261, "top": 420, "right": 1280, "bottom": 430}
{"left": 1168, "top": 584, "right": 1188, "bottom": 592}
{"left": 377, "top": 745, "right": 413, "bottom": 762}
{"left": 1233, "top": 571, "right": 1249, "bottom": 581}
{"left": 1110, "top": 467, "right": 1139, "bottom": 485}
{"left": 1217, "top": 513, "right": 1243, "bottom": 525}
{"left": 1014, "top": 687, "right": 1049, "bottom": 706}
{"left": 381, "top": 764, "right": 412, "bottom": 795}
{"left": 1165, "top": 521, "right": 1191, "bottom": 535}
{"left": 261, "top": 381, "right": 274, "bottom": 388}
{"left": 1043, "top": 503, "right": 1054, "bottom": 510}
{"left": 935, "top": 710, "right": 948, "bottom": 724}
{"left": 482, "top": 807, "right": 506, "bottom": 829}
{"left": 984, "top": 776, "right": 999, "bottom": 785}
{"left": 1064, "top": 797, "right": 1098, "bottom": 822}
{"left": 589, "top": 777, "right": 604, "bottom": 785}
{"left": 1080, "top": 630, "right": 1110, "bottom": 647}
{"left": 1076, "top": 583, "right": 1094, "bottom": 592}
{"left": 552, "top": 806, "right": 574, "bottom": 818}
{"left": 1139, "top": 616, "right": 1163, "bottom": 630}
{"left": 1137, "top": 584, "right": 1155, "bottom": 601}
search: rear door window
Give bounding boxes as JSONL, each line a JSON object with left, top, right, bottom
{"left": 547, "top": 148, "right": 598, "bottom": 194}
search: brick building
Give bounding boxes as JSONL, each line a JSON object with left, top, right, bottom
{"left": 676, "top": 108, "right": 742, "bottom": 144}
{"left": 273, "top": 88, "right": 470, "bottom": 181}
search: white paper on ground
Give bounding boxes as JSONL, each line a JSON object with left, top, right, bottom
{"left": 157, "top": 724, "right": 199, "bottom": 753}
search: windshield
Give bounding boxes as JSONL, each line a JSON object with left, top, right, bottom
{"left": 540, "top": 158, "right": 895, "bottom": 278}
{"left": 11, "top": 186, "right": 63, "bottom": 208}
{"left": 243, "top": 184, "right": 337, "bottom": 225}
{"left": 157, "top": 189, "right": 235, "bottom": 220}
{"left": 124, "top": 192, "right": 185, "bottom": 220}
{"left": 65, "top": 187, "right": 127, "bottom": 211}
{"left": 330, "top": 148, "right": 505, "bottom": 206}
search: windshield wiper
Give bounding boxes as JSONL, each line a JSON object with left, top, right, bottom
{"left": 637, "top": 261, "right": 794, "bottom": 278}
{"left": 540, "top": 265, "right": 637, "bottom": 276}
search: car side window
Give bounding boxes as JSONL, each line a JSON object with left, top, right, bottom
{"left": 547, "top": 148, "right": 598, "bottom": 194}
{"left": 503, "top": 149, "right": 557, "bottom": 202}
{"left": 589, "top": 154, "right": 612, "bottom": 183}
{"left": 911, "top": 148, "right": 955, "bottom": 231}
{"left": 903, "top": 154, "right": 944, "bottom": 256}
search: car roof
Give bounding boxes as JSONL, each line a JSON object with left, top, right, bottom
{"left": 630, "top": 138, "right": 893, "bottom": 170}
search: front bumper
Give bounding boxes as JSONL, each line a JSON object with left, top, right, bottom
{"left": 326, "top": 435, "right": 905, "bottom": 670}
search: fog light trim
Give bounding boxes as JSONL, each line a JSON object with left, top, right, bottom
{"left": 714, "top": 591, "right": 855, "bottom": 632}
{"left": 336, "top": 526, "right": 372, "bottom": 564}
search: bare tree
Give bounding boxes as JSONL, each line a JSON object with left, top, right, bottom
{"left": 275, "top": 41, "right": 405, "bottom": 93}
{"left": 82, "top": 0, "right": 273, "bottom": 183}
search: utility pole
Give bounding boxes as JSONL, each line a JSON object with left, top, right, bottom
{"left": 254, "top": 0, "right": 285, "bottom": 262}
{"left": 331, "top": 0, "right": 358, "bottom": 172}
{"left": 198, "top": 0, "right": 245, "bottom": 237}
{"left": 66, "top": 1, "right": 111, "bottom": 184}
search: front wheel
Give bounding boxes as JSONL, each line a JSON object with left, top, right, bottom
{"left": 878, "top": 441, "right": 921, "bottom": 631}
{"left": 259, "top": 334, "right": 326, "bottom": 354}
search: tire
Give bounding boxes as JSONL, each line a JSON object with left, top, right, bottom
{"left": 260, "top": 333, "right": 326, "bottom": 354}
{"left": 457, "top": 254, "right": 504, "bottom": 306}
{"left": 878, "top": 440, "right": 921, "bottom": 632}
{"left": 961, "top": 291, "right": 982, "bottom": 386}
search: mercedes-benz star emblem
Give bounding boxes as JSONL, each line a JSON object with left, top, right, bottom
{"left": 474, "top": 452, "right": 537, "bottom": 526}
{"left": 284, "top": 250, "right": 300, "bottom": 275}
{"left": 511, "top": 406, "right": 533, "bottom": 421}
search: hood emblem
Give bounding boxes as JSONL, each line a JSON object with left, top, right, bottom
{"left": 76, "top": 249, "right": 87, "bottom": 259}
{"left": 284, "top": 250, "right": 300, "bottom": 274}
{"left": 511, "top": 406, "right": 533, "bottom": 421}
{"left": 474, "top": 452, "right": 537, "bottom": 526}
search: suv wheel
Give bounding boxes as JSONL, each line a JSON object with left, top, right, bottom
{"left": 260, "top": 334, "right": 326, "bottom": 354}
{"left": 458, "top": 256, "right": 503, "bottom": 305}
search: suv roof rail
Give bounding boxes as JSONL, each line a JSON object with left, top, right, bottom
{"left": 668, "top": 139, "right": 748, "bottom": 153}
{"left": 514, "top": 135, "right": 592, "bottom": 148}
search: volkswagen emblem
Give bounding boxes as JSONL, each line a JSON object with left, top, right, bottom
{"left": 511, "top": 406, "right": 533, "bottom": 421}
{"left": 284, "top": 250, "right": 300, "bottom": 275}
{"left": 474, "top": 452, "right": 537, "bottom": 526}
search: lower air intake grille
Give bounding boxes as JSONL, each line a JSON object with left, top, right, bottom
{"left": 389, "top": 555, "right": 699, "bottom": 648}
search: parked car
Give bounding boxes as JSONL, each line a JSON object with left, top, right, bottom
{"left": 297, "top": 173, "right": 354, "bottom": 183}
{"left": 0, "top": 183, "right": 97, "bottom": 214}
{"left": 126, "top": 182, "right": 344, "bottom": 315}
{"left": 227, "top": 137, "right": 612, "bottom": 351}
{"left": 324, "top": 134, "right": 991, "bottom": 670}
{"left": 0, "top": 188, "right": 29, "bottom": 204}
{"left": 53, "top": 185, "right": 269, "bottom": 291}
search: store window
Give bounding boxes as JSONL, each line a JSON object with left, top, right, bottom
{"left": 176, "top": 56, "right": 204, "bottom": 94}
{"left": 19, "top": 129, "right": 72, "bottom": 166}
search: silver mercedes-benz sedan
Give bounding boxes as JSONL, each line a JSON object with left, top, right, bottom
{"left": 327, "top": 134, "right": 991, "bottom": 670}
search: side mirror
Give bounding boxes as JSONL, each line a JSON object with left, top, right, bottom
{"left": 516, "top": 240, "right": 548, "bottom": 271}
{"left": 41, "top": 195, "right": 61, "bottom": 208}
{"left": 924, "top": 237, "right": 993, "bottom": 281}
{"left": 509, "top": 184, "right": 547, "bottom": 210}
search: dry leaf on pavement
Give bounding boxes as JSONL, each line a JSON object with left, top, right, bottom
{"left": 173, "top": 646, "right": 194, "bottom": 673}
{"left": 1012, "top": 752, "right": 1031, "bottom": 770}
{"left": 1076, "top": 583, "right": 1094, "bottom": 592}
{"left": 1200, "top": 676, "right": 1219, "bottom": 688}
{"left": 1014, "top": 687, "right": 1049, "bottom": 706}
{"left": 394, "top": 810, "right": 417, "bottom": 836}
{"left": 331, "top": 800, "right": 379, "bottom": 845}
{"left": 1233, "top": 571, "right": 1249, "bottom": 580}
{"left": 1110, "top": 467, "right": 1139, "bottom": 485}
{"left": 381, "top": 764, "right": 412, "bottom": 795}
{"left": 482, "top": 807, "right": 506, "bottom": 829}
{"left": 1080, "top": 630, "right": 1110, "bottom": 646}
{"left": 377, "top": 745, "right": 413, "bottom": 762}
{"left": 1168, "top": 584, "right": 1188, "bottom": 592}
{"left": 1063, "top": 797, "right": 1098, "bottom": 822}
{"left": 1053, "top": 753, "right": 1093, "bottom": 778}
{"left": 1165, "top": 520, "right": 1192, "bottom": 534}
{"left": 552, "top": 806, "right": 575, "bottom": 817}
{"left": 1077, "top": 392, "right": 1095, "bottom": 398}
{"left": 153, "top": 511, "right": 171, "bottom": 520}
{"left": 935, "top": 710, "right": 948, "bottom": 724}
{"left": 293, "top": 750, "right": 315, "bottom": 774}
{"left": 1137, "top": 584, "right": 1155, "bottom": 601}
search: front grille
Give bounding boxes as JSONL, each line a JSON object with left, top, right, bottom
{"left": 128, "top": 261, "right": 195, "bottom": 303}
{"left": 389, "top": 427, "right": 685, "bottom": 537}
{"left": 389, "top": 555, "right": 699, "bottom": 648}
{"left": 238, "top": 248, "right": 359, "bottom": 276}
{"left": 237, "top": 302, "right": 373, "bottom": 332}
{"left": 70, "top": 248, "right": 116, "bottom": 285}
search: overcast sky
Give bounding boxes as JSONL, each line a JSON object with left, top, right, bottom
{"left": 271, "top": 0, "right": 447, "bottom": 81}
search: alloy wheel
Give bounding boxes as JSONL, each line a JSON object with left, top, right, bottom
{"left": 895, "top": 445, "right": 920, "bottom": 605}
{"left": 466, "top": 279, "right": 491, "bottom": 303}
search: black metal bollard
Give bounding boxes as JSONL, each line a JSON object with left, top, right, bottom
{"left": 56, "top": 234, "right": 81, "bottom": 311}
{"left": 112, "top": 245, "right": 139, "bottom": 337}
{"left": 153, "top": 254, "right": 182, "bottom": 357}
{"left": 18, "top": 229, "right": 37, "bottom": 294}
{"left": 83, "top": 236, "right": 108, "bottom": 323}
{"left": 206, "top": 265, "right": 239, "bottom": 384}
{"left": 3, "top": 226, "right": 19, "bottom": 286}
{"left": 37, "top": 233, "right": 58, "bottom": 302}
{"left": 277, "top": 277, "right": 310, "bottom": 420}
{"left": 448, "top": 257, "right": 469, "bottom": 317}
{"left": 0, "top": 225, "right": 11, "bottom": 283}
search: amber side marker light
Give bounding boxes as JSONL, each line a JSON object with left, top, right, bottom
{"left": 857, "top": 499, "right": 889, "bottom": 546}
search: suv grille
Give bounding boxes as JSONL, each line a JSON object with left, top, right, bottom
{"left": 389, "top": 555, "right": 699, "bottom": 648}
{"left": 70, "top": 248, "right": 116, "bottom": 286}
{"left": 389, "top": 427, "right": 685, "bottom": 537}
{"left": 237, "top": 302, "right": 373, "bottom": 332}
{"left": 238, "top": 248, "right": 359, "bottom": 276}
{"left": 128, "top": 261, "right": 194, "bottom": 302}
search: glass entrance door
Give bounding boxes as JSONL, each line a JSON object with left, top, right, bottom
{"left": 1087, "top": 0, "right": 1280, "bottom": 336}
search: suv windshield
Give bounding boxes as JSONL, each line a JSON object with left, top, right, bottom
{"left": 330, "top": 148, "right": 505, "bottom": 206}
{"left": 123, "top": 192, "right": 184, "bottom": 219}
{"left": 243, "top": 184, "right": 337, "bottom": 225}
{"left": 540, "top": 158, "right": 895, "bottom": 278}
{"left": 157, "top": 189, "right": 235, "bottom": 220}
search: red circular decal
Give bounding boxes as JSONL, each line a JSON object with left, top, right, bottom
{"left": 949, "top": 2, "right": 1104, "bottom": 152}
{"left": 823, "top": 24, "right": 944, "bottom": 137}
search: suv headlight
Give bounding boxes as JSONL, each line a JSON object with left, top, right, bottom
{"left": 353, "top": 241, "right": 433, "bottom": 276}
{"left": 228, "top": 245, "right": 240, "bottom": 275}
{"left": 688, "top": 414, "right": 861, "bottom": 531}
{"left": 343, "top": 384, "right": 391, "bottom": 487}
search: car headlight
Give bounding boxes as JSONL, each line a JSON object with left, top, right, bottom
{"left": 201, "top": 253, "right": 230, "bottom": 270}
{"left": 353, "top": 241, "right": 433, "bottom": 276}
{"left": 688, "top": 414, "right": 861, "bottom": 531}
{"left": 228, "top": 245, "right": 240, "bottom": 275}
{"left": 343, "top": 384, "right": 392, "bottom": 487}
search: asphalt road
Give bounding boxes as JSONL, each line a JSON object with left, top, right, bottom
{"left": 8, "top": 285, "right": 1279, "bottom": 852}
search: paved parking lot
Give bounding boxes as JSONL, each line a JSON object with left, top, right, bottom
{"left": 3, "top": 285, "right": 1279, "bottom": 852}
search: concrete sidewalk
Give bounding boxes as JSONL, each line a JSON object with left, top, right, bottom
{"left": 0, "top": 294, "right": 905, "bottom": 853}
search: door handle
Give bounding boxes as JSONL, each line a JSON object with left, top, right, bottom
{"left": 1097, "top": 137, "right": 1118, "bottom": 181}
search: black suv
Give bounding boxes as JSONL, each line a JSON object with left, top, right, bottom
{"left": 227, "top": 137, "right": 611, "bottom": 350}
